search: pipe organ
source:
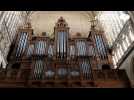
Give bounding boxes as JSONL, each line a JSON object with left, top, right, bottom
{"left": 0, "top": 17, "right": 130, "bottom": 88}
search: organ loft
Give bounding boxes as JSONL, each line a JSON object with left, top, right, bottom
{"left": 0, "top": 17, "right": 130, "bottom": 88}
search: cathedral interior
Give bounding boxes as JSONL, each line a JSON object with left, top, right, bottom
{"left": 0, "top": 11, "right": 134, "bottom": 88}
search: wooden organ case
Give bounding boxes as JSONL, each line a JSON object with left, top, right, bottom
{"left": 0, "top": 17, "right": 130, "bottom": 88}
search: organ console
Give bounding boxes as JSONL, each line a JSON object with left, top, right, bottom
{"left": 0, "top": 17, "right": 130, "bottom": 88}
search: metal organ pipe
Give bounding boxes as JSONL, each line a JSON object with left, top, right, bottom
{"left": 35, "top": 41, "right": 46, "bottom": 56}
{"left": 88, "top": 45, "right": 93, "bottom": 56}
{"left": 81, "top": 41, "right": 83, "bottom": 56}
{"left": 16, "top": 33, "right": 23, "bottom": 57}
{"left": 80, "top": 60, "right": 91, "bottom": 80}
{"left": 44, "top": 41, "right": 46, "bottom": 55}
{"left": 60, "top": 32, "right": 63, "bottom": 58}
{"left": 21, "top": 34, "right": 28, "bottom": 56}
{"left": 18, "top": 38, "right": 23, "bottom": 56}
{"left": 43, "top": 41, "right": 45, "bottom": 55}
{"left": 70, "top": 45, "right": 75, "bottom": 57}
{"left": 41, "top": 41, "right": 42, "bottom": 55}
{"left": 99, "top": 35, "right": 107, "bottom": 58}
{"left": 95, "top": 35, "right": 102, "bottom": 59}
{"left": 32, "top": 40, "right": 47, "bottom": 80}
{"left": 59, "top": 32, "right": 61, "bottom": 55}
{"left": 97, "top": 35, "right": 105, "bottom": 59}
{"left": 45, "top": 69, "right": 54, "bottom": 79}
{"left": 27, "top": 45, "right": 33, "bottom": 57}
{"left": 76, "top": 42, "right": 79, "bottom": 56}
{"left": 57, "top": 32, "right": 67, "bottom": 58}
{"left": 42, "top": 41, "right": 43, "bottom": 55}
{"left": 57, "top": 32, "right": 59, "bottom": 53}
{"left": 94, "top": 35, "right": 99, "bottom": 56}
{"left": 16, "top": 32, "right": 28, "bottom": 58}
{"left": 20, "top": 34, "right": 26, "bottom": 56}
{"left": 62, "top": 32, "right": 64, "bottom": 54}
{"left": 76, "top": 41, "right": 86, "bottom": 56}
{"left": 97, "top": 36, "right": 102, "bottom": 56}
{"left": 101, "top": 35, "right": 108, "bottom": 58}
{"left": 40, "top": 41, "right": 43, "bottom": 55}
{"left": 33, "top": 59, "right": 45, "bottom": 80}
{"left": 16, "top": 33, "right": 24, "bottom": 57}
{"left": 83, "top": 42, "right": 85, "bottom": 56}
{"left": 64, "top": 32, "right": 66, "bottom": 54}
{"left": 80, "top": 41, "right": 81, "bottom": 56}
{"left": 39, "top": 42, "right": 41, "bottom": 55}
{"left": 92, "top": 47, "right": 95, "bottom": 57}
{"left": 58, "top": 68, "right": 67, "bottom": 78}
{"left": 39, "top": 41, "right": 40, "bottom": 55}
{"left": 79, "top": 41, "right": 82, "bottom": 56}
{"left": 35, "top": 41, "right": 37, "bottom": 55}
{"left": 83, "top": 42, "right": 86, "bottom": 56}
{"left": 79, "top": 41, "right": 81, "bottom": 56}
{"left": 48, "top": 45, "right": 53, "bottom": 57}
{"left": 81, "top": 41, "right": 84, "bottom": 56}
{"left": 79, "top": 41, "right": 82, "bottom": 55}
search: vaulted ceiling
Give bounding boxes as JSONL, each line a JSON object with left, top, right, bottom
{"left": 29, "top": 11, "right": 99, "bottom": 38}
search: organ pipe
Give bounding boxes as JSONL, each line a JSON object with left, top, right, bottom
{"left": 32, "top": 59, "right": 45, "bottom": 80}
{"left": 16, "top": 32, "right": 28, "bottom": 58}
{"left": 94, "top": 34, "right": 108, "bottom": 59}
{"left": 76, "top": 40, "right": 86, "bottom": 56}
{"left": 57, "top": 32, "right": 67, "bottom": 58}
{"left": 70, "top": 45, "right": 75, "bottom": 57}
{"left": 35, "top": 41, "right": 46, "bottom": 56}
{"left": 48, "top": 45, "right": 54, "bottom": 57}
{"left": 27, "top": 44, "right": 34, "bottom": 57}
{"left": 80, "top": 60, "right": 92, "bottom": 80}
{"left": 58, "top": 68, "right": 67, "bottom": 79}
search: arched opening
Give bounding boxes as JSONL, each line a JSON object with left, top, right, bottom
{"left": 102, "top": 64, "right": 111, "bottom": 70}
